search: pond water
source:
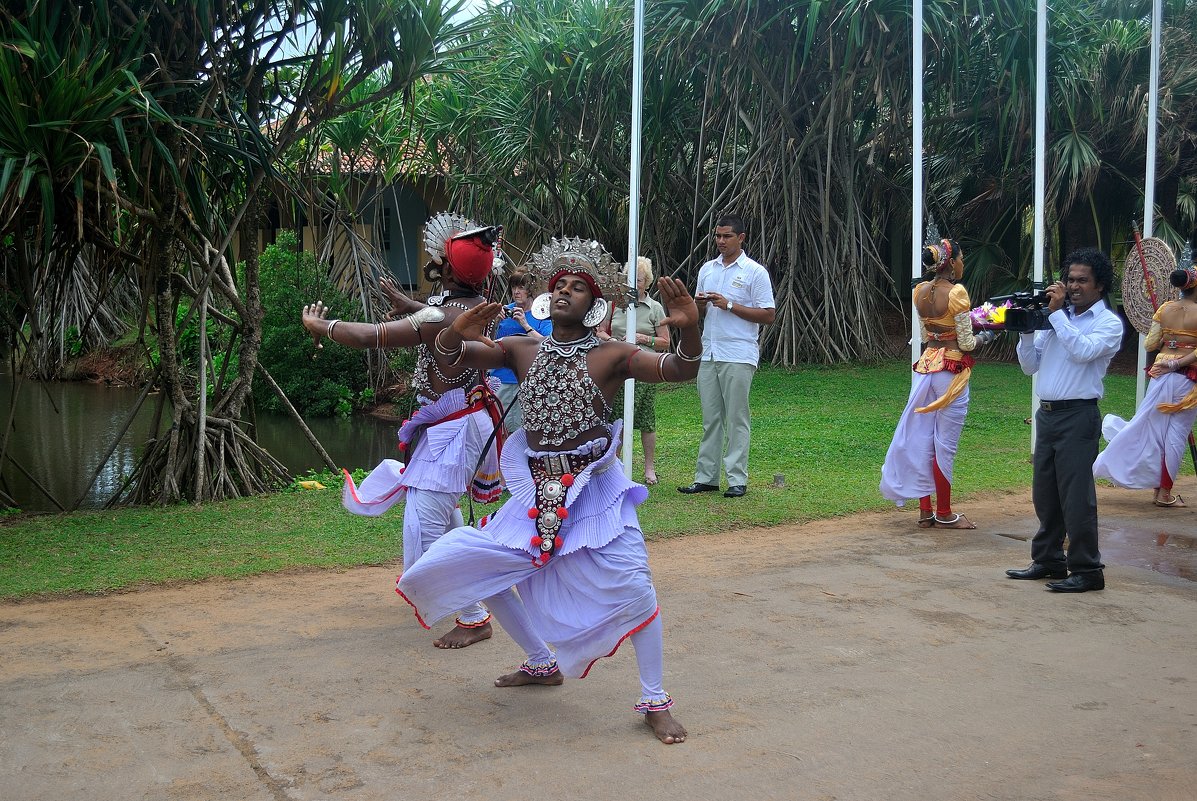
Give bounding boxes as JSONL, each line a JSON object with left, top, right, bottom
{"left": 0, "top": 374, "right": 403, "bottom": 513}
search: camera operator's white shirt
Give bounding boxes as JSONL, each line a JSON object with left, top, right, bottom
{"left": 1016, "top": 302, "right": 1123, "bottom": 401}
{"left": 696, "top": 252, "right": 775, "bottom": 367}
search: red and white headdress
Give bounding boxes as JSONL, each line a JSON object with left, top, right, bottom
{"left": 528, "top": 236, "right": 626, "bottom": 302}
{"left": 423, "top": 212, "right": 502, "bottom": 288}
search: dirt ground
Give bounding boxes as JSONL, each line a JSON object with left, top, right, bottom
{"left": 1, "top": 485, "right": 1195, "bottom": 801}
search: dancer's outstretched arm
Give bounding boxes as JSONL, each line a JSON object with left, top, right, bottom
{"left": 301, "top": 300, "right": 434, "bottom": 351}
{"left": 624, "top": 277, "right": 702, "bottom": 384}
{"left": 430, "top": 301, "right": 508, "bottom": 370}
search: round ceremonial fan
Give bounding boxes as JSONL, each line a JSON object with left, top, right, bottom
{"left": 1122, "top": 237, "right": 1178, "bottom": 335}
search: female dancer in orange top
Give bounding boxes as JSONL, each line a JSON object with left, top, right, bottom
{"left": 1094, "top": 265, "right": 1197, "bottom": 507}
{"left": 880, "top": 239, "right": 978, "bottom": 528}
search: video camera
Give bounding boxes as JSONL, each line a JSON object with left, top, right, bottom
{"left": 987, "top": 290, "right": 1053, "bottom": 333}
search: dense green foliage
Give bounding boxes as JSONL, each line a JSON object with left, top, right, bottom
{"left": 0, "top": 360, "right": 1150, "bottom": 599}
{"left": 3, "top": 0, "right": 1195, "bottom": 511}
{"left": 253, "top": 232, "right": 371, "bottom": 417}
{"left": 0, "top": 0, "right": 481, "bottom": 505}
{"left": 400, "top": 0, "right": 1197, "bottom": 364}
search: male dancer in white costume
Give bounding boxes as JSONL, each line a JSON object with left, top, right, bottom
{"left": 396, "top": 237, "right": 701, "bottom": 744}
{"left": 302, "top": 213, "right": 504, "bottom": 649}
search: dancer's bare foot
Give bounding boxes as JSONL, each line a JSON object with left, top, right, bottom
{"left": 933, "top": 512, "right": 976, "bottom": 529}
{"left": 494, "top": 666, "right": 565, "bottom": 687}
{"left": 433, "top": 622, "right": 493, "bottom": 649}
{"left": 645, "top": 710, "right": 687, "bottom": 744}
{"left": 917, "top": 510, "right": 935, "bottom": 528}
{"left": 1154, "top": 492, "right": 1186, "bottom": 508}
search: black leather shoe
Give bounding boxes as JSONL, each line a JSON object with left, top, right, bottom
{"left": 723, "top": 485, "right": 747, "bottom": 498}
{"left": 1005, "top": 562, "right": 1068, "bottom": 580}
{"left": 678, "top": 482, "right": 719, "bottom": 494}
{"left": 1046, "top": 572, "right": 1105, "bottom": 593}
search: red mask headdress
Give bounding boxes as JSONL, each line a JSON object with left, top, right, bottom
{"left": 423, "top": 212, "right": 502, "bottom": 289}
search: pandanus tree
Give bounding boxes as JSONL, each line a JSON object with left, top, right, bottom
{"left": 400, "top": 0, "right": 952, "bottom": 363}
{"left": 5, "top": 0, "right": 1196, "bottom": 510}
{"left": 0, "top": 0, "right": 482, "bottom": 507}
{"left": 397, "top": 0, "right": 1197, "bottom": 364}
{"left": 902, "top": 0, "right": 1197, "bottom": 299}
{"left": 287, "top": 72, "right": 421, "bottom": 398}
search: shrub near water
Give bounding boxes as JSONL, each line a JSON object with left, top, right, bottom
{"left": 253, "top": 231, "right": 370, "bottom": 417}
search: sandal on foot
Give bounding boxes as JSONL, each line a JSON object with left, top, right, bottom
{"left": 933, "top": 512, "right": 977, "bottom": 529}
{"left": 1154, "top": 494, "right": 1186, "bottom": 508}
{"left": 917, "top": 511, "right": 935, "bottom": 528}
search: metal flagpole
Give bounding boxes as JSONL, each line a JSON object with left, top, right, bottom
{"left": 1031, "top": 0, "right": 1048, "bottom": 452}
{"left": 910, "top": 0, "right": 924, "bottom": 368}
{"left": 622, "top": 0, "right": 645, "bottom": 477}
{"left": 1136, "top": 0, "right": 1163, "bottom": 408}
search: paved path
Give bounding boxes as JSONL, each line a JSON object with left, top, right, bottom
{"left": 2, "top": 486, "right": 1195, "bottom": 801}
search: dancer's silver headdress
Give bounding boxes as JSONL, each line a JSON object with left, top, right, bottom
{"left": 527, "top": 237, "right": 626, "bottom": 327}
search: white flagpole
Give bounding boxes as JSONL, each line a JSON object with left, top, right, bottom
{"left": 910, "top": 0, "right": 924, "bottom": 367}
{"left": 1031, "top": 0, "right": 1048, "bottom": 451}
{"left": 1137, "top": 0, "right": 1163, "bottom": 408}
{"left": 622, "top": 0, "right": 645, "bottom": 477}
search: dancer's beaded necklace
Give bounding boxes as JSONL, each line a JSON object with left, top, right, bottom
{"left": 520, "top": 332, "right": 611, "bottom": 446}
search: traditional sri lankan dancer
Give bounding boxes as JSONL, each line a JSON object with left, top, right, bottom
{"left": 301, "top": 212, "right": 507, "bottom": 649}
{"left": 396, "top": 236, "right": 702, "bottom": 744}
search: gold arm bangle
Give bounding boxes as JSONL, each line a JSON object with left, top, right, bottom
{"left": 325, "top": 319, "right": 340, "bottom": 344}
{"left": 656, "top": 353, "right": 669, "bottom": 382}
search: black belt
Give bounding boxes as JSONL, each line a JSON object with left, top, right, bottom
{"left": 1039, "top": 398, "right": 1097, "bottom": 412}
{"left": 529, "top": 449, "right": 600, "bottom": 479}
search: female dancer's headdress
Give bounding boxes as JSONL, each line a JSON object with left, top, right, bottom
{"left": 922, "top": 227, "right": 962, "bottom": 281}
{"left": 1177, "top": 242, "right": 1197, "bottom": 291}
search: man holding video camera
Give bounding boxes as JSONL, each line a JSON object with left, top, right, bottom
{"left": 1006, "top": 247, "right": 1123, "bottom": 592}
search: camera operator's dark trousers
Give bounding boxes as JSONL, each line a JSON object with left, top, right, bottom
{"left": 1030, "top": 401, "right": 1104, "bottom": 574}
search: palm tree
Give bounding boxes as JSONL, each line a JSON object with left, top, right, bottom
{"left": 407, "top": 0, "right": 910, "bottom": 363}
{"left": 404, "top": 0, "right": 1197, "bottom": 363}
{"left": 912, "top": 0, "right": 1197, "bottom": 297}
{"left": 0, "top": 0, "right": 484, "bottom": 507}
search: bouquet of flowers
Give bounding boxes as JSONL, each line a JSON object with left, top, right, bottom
{"left": 969, "top": 300, "right": 1012, "bottom": 331}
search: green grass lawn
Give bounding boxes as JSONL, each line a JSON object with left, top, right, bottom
{"left": 0, "top": 361, "right": 1144, "bottom": 600}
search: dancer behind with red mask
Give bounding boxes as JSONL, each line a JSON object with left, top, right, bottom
{"left": 880, "top": 238, "right": 978, "bottom": 529}
{"left": 301, "top": 212, "right": 505, "bottom": 650}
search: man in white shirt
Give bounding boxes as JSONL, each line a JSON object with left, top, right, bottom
{"left": 1006, "top": 247, "right": 1124, "bottom": 592}
{"left": 678, "top": 214, "right": 776, "bottom": 498}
